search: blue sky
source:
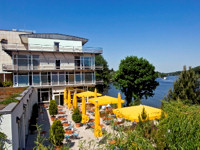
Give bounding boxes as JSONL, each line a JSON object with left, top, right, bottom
{"left": 0, "top": 0, "right": 200, "bottom": 73}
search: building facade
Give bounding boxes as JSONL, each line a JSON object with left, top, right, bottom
{"left": 0, "top": 29, "right": 103, "bottom": 105}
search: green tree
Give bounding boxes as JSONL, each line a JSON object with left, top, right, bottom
{"left": 49, "top": 100, "right": 58, "bottom": 116}
{"left": 114, "top": 56, "right": 159, "bottom": 106}
{"left": 49, "top": 120, "right": 65, "bottom": 146}
{"left": 95, "top": 55, "right": 110, "bottom": 93}
{"left": 156, "top": 101, "right": 200, "bottom": 149}
{"left": 165, "top": 66, "right": 200, "bottom": 104}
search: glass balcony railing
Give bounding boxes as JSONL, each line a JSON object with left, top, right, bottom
{"left": 2, "top": 64, "right": 103, "bottom": 71}
{"left": 1, "top": 43, "right": 103, "bottom": 54}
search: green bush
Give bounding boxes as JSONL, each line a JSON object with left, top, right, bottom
{"left": 72, "top": 107, "right": 82, "bottom": 123}
{"left": 49, "top": 100, "right": 58, "bottom": 116}
{"left": 49, "top": 120, "right": 65, "bottom": 146}
{"left": 2, "top": 80, "right": 12, "bottom": 87}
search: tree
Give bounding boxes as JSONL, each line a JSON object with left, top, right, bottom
{"left": 49, "top": 100, "right": 58, "bottom": 116}
{"left": 156, "top": 101, "right": 200, "bottom": 149}
{"left": 72, "top": 107, "right": 82, "bottom": 123}
{"left": 95, "top": 55, "right": 110, "bottom": 93}
{"left": 49, "top": 120, "right": 65, "bottom": 146}
{"left": 114, "top": 56, "right": 159, "bottom": 106}
{"left": 165, "top": 66, "right": 200, "bottom": 104}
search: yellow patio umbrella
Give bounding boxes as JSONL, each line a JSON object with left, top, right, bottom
{"left": 67, "top": 90, "right": 72, "bottom": 109}
{"left": 117, "top": 93, "right": 122, "bottom": 109}
{"left": 94, "top": 88, "right": 97, "bottom": 98}
{"left": 81, "top": 96, "right": 89, "bottom": 123}
{"left": 113, "top": 105, "right": 162, "bottom": 122}
{"left": 73, "top": 92, "right": 77, "bottom": 109}
{"left": 64, "top": 88, "right": 67, "bottom": 105}
{"left": 77, "top": 91, "right": 102, "bottom": 98}
{"left": 82, "top": 96, "right": 86, "bottom": 115}
{"left": 89, "top": 95, "right": 125, "bottom": 106}
{"left": 94, "top": 101, "right": 102, "bottom": 137}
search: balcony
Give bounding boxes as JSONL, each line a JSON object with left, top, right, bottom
{"left": 1, "top": 43, "right": 103, "bottom": 54}
{"left": 2, "top": 64, "right": 103, "bottom": 71}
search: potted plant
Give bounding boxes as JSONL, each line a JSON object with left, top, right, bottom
{"left": 49, "top": 119, "right": 65, "bottom": 149}
{"left": 72, "top": 107, "right": 82, "bottom": 127}
{"left": 49, "top": 100, "right": 58, "bottom": 121}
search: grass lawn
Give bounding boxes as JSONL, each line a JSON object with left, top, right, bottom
{"left": 0, "top": 87, "right": 27, "bottom": 110}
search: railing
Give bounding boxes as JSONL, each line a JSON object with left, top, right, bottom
{"left": 2, "top": 64, "right": 103, "bottom": 71}
{"left": 1, "top": 43, "right": 103, "bottom": 54}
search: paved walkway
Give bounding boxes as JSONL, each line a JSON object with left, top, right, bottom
{"left": 26, "top": 104, "right": 118, "bottom": 149}
{"left": 26, "top": 106, "right": 52, "bottom": 150}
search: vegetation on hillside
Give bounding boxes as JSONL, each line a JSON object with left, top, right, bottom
{"left": 114, "top": 56, "right": 159, "bottom": 106}
{"left": 165, "top": 66, "right": 200, "bottom": 104}
{"left": 158, "top": 65, "right": 200, "bottom": 77}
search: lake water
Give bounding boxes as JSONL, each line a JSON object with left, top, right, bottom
{"left": 104, "top": 76, "right": 178, "bottom": 108}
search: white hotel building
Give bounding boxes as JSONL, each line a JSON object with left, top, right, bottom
{"left": 0, "top": 29, "right": 103, "bottom": 105}
{"left": 0, "top": 29, "right": 103, "bottom": 150}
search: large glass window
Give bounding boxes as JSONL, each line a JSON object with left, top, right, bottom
{"left": 66, "top": 72, "right": 69, "bottom": 84}
{"left": 33, "top": 55, "right": 40, "bottom": 70}
{"left": 18, "top": 73, "right": 29, "bottom": 86}
{"left": 41, "top": 72, "right": 48, "bottom": 85}
{"left": 69, "top": 73, "right": 74, "bottom": 84}
{"left": 59, "top": 72, "right": 65, "bottom": 85}
{"left": 33, "top": 73, "right": 40, "bottom": 86}
{"left": 79, "top": 56, "right": 95, "bottom": 69}
{"left": 52, "top": 72, "right": 58, "bottom": 85}
{"left": 85, "top": 72, "right": 93, "bottom": 83}
{"left": 75, "top": 73, "right": 82, "bottom": 83}
{"left": 18, "top": 55, "right": 28, "bottom": 70}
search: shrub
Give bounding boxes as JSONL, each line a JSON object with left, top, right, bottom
{"left": 49, "top": 100, "right": 58, "bottom": 116}
{"left": 2, "top": 80, "right": 12, "bottom": 87}
{"left": 72, "top": 107, "right": 82, "bottom": 123}
{"left": 49, "top": 120, "right": 65, "bottom": 146}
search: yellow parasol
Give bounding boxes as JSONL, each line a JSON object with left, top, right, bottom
{"left": 113, "top": 105, "right": 162, "bottom": 122}
{"left": 73, "top": 92, "right": 77, "bottom": 109}
{"left": 94, "top": 101, "right": 102, "bottom": 137}
{"left": 67, "top": 90, "right": 72, "bottom": 109}
{"left": 64, "top": 88, "right": 67, "bottom": 105}
{"left": 117, "top": 93, "right": 122, "bottom": 109}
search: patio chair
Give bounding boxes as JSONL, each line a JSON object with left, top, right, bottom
{"left": 65, "top": 135, "right": 71, "bottom": 142}
{"left": 72, "top": 131, "right": 79, "bottom": 139}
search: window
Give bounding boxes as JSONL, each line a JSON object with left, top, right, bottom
{"left": 55, "top": 60, "right": 60, "bottom": 69}
{"left": 18, "top": 73, "right": 29, "bottom": 86}
{"left": 85, "top": 72, "right": 93, "bottom": 83}
{"left": 59, "top": 72, "right": 65, "bottom": 85}
{"left": 33, "top": 55, "right": 40, "bottom": 70}
{"left": 66, "top": 72, "right": 69, "bottom": 84}
{"left": 41, "top": 72, "right": 48, "bottom": 85}
{"left": 0, "top": 39, "right": 8, "bottom": 44}
{"left": 69, "top": 73, "right": 74, "bottom": 84}
{"left": 54, "top": 42, "right": 59, "bottom": 51}
{"left": 52, "top": 72, "right": 58, "bottom": 85}
{"left": 18, "top": 55, "right": 28, "bottom": 70}
{"left": 33, "top": 73, "right": 40, "bottom": 86}
{"left": 75, "top": 73, "right": 82, "bottom": 83}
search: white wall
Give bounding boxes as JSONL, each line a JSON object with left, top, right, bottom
{"left": 0, "top": 87, "right": 38, "bottom": 150}
{"left": 28, "top": 38, "right": 82, "bottom": 52}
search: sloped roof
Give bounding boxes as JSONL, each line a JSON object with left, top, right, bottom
{"left": 19, "top": 33, "right": 88, "bottom": 45}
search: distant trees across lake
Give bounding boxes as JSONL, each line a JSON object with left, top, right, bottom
{"left": 158, "top": 65, "right": 200, "bottom": 78}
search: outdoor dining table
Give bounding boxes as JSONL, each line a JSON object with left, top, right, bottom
{"left": 65, "top": 130, "right": 73, "bottom": 134}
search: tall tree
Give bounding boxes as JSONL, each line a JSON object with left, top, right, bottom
{"left": 95, "top": 55, "right": 110, "bottom": 93}
{"left": 114, "top": 56, "right": 159, "bottom": 106}
{"left": 165, "top": 66, "right": 200, "bottom": 104}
